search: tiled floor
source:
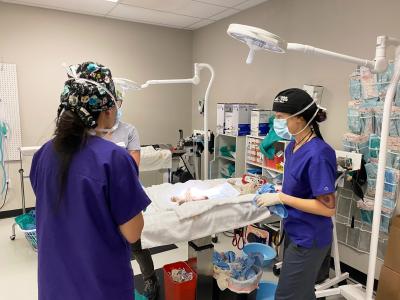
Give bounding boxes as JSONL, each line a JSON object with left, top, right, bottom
{"left": 0, "top": 217, "right": 346, "bottom": 299}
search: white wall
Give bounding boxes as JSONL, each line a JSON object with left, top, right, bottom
{"left": 192, "top": 0, "right": 400, "bottom": 279}
{"left": 0, "top": 2, "right": 193, "bottom": 211}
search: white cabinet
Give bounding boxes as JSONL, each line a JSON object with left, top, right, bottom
{"left": 210, "top": 134, "right": 246, "bottom": 179}
{"left": 245, "top": 135, "right": 289, "bottom": 181}
{"left": 210, "top": 134, "right": 289, "bottom": 180}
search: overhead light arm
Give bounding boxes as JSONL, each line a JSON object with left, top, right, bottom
{"left": 141, "top": 77, "right": 198, "bottom": 88}
{"left": 141, "top": 63, "right": 201, "bottom": 89}
{"left": 140, "top": 63, "right": 214, "bottom": 180}
{"left": 287, "top": 43, "right": 375, "bottom": 69}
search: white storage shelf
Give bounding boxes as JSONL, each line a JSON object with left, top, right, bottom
{"left": 217, "top": 155, "right": 236, "bottom": 163}
{"left": 210, "top": 134, "right": 289, "bottom": 179}
{"left": 210, "top": 134, "right": 246, "bottom": 179}
{"left": 245, "top": 135, "right": 289, "bottom": 176}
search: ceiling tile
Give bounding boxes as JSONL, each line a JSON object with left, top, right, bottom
{"left": 108, "top": 3, "right": 201, "bottom": 28}
{"left": 1, "top": 0, "right": 116, "bottom": 15}
{"left": 193, "top": 0, "right": 247, "bottom": 8}
{"left": 234, "top": 0, "right": 268, "bottom": 10}
{"left": 120, "top": 0, "right": 226, "bottom": 18}
{"left": 209, "top": 8, "right": 239, "bottom": 21}
{"left": 185, "top": 19, "right": 214, "bottom": 30}
{"left": 0, "top": 0, "right": 270, "bottom": 29}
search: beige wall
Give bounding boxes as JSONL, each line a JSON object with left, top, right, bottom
{"left": 192, "top": 0, "right": 400, "bottom": 279}
{"left": 0, "top": 2, "right": 193, "bottom": 211}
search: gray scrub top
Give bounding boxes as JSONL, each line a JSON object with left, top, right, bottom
{"left": 110, "top": 121, "right": 141, "bottom": 151}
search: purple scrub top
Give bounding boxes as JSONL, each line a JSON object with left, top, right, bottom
{"left": 30, "top": 136, "right": 150, "bottom": 300}
{"left": 282, "top": 138, "right": 336, "bottom": 248}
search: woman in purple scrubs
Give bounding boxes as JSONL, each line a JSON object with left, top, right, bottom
{"left": 256, "top": 88, "right": 337, "bottom": 300}
{"left": 30, "top": 62, "right": 151, "bottom": 300}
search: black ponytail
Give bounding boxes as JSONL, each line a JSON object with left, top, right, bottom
{"left": 53, "top": 110, "right": 90, "bottom": 208}
{"left": 312, "top": 122, "right": 324, "bottom": 140}
{"left": 311, "top": 109, "right": 328, "bottom": 140}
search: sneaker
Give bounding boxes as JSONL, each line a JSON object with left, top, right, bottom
{"left": 143, "top": 275, "right": 159, "bottom": 300}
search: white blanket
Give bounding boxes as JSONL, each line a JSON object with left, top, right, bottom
{"left": 141, "top": 178, "right": 271, "bottom": 249}
{"left": 173, "top": 193, "right": 254, "bottom": 220}
{"left": 140, "top": 146, "right": 172, "bottom": 171}
{"left": 144, "top": 179, "right": 255, "bottom": 220}
{"left": 142, "top": 202, "right": 270, "bottom": 249}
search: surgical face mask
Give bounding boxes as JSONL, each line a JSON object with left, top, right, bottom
{"left": 275, "top": 99, "right": 324, "bottom": 138}
{"left": 95, "top": 109, "right": 120, "bottom": 134}
{"left": 116, "top": 108, "right": 123, "bottom": 123}
{"left": 273, "top": 118, "right": 292, "bottom": 140}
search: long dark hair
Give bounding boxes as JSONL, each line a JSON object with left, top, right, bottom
{"left": 53, "top": 110, "right": 94, "bottom": 208}
{"left": 310, "top": 110, "right": 327, "bottom": 140}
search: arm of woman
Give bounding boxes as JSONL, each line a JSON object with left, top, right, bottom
{"left": 130, "top": 150, "right": 141, "bottom": 167}
{"left": 119, "top": 212, "right": 144, "bottom": 243}
{"left": 127, "top": 125, "right": 141, "bottom": 167}
{"left": 256, "top": 192, "right": 336, "bottom": 217}
{"left": 280, "top": 192, "right": 336, "bottom": 217}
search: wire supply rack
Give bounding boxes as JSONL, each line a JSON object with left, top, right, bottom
{"left": 341, "top": 64, "right": 400, "bottom": 258}
{"left": 10, "top": 146, "right": 41, "bottom": 252}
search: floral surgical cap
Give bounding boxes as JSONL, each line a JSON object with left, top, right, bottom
{"left": 58, "top": 61, "right": 117, "bottom": 128}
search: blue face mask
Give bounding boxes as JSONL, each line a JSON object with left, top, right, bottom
{"left": 116, "top": 108, "right": 123, "bottom": 123}
{"left": 273, "top": 118, "right": 293, "bottom": 140}
{"left": 273, "top": 96, "right": 323, "bottom": 140}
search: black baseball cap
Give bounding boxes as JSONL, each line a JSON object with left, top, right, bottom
{"left": 272, "top": 88, "right": 318, "bottom": 122}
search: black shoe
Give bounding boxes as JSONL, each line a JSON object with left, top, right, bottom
{"left": 143, "top": 275, "right": 159, "bottom": 300}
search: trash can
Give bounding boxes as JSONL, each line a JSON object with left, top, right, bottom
{"left": 163, "top": 261, "right": 197, "bottom": 300}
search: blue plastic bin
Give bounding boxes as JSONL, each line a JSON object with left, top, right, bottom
{"left": 243, "top": 243, "right": 276, "bottom": 267}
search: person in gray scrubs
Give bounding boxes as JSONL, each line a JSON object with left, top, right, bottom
{"left": 111, "top": 121, "right": 141, "bottom": 163}
{"left": 105, "top": 92, "right": 159, "bottom": 300}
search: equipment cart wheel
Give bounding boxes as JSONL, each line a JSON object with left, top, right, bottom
{"left": 273, "top": 264, "right": 281, "bottom": 276}
{"left": 212, "top": 235, "right": 218, "bottom": 243}
{"left": 10, "top": 223, "right": 17, "bottom": 241}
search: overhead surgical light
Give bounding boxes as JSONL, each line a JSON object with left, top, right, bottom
{"left": 113, "top": 78, "right": 141, "bottom": 97}
{"left": 227, "top": 23, "right": 387, "bottom": 71}
{"left": 227, "top": 24, "right": 287, "bottom": 63}
{"left": 228, "top": 23, "right": 400, "bottom": 300}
